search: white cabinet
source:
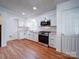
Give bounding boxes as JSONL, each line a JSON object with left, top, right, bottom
{"left": 49, "top": 14, "right": 56, "bottom": 26}
{"left": 25, "top": 31, "right": 38, "bottom": 42}
{"left": 34, "top": 32, "right": 38, "bottom": 42}
{"left": 31, "top": 32, "right": 38, "bottom": 42}
{"left": 19, "top": 31, "right": 24, "bottom": 39}
{"left": 25, "top": 31, "right": 31, "bottom": 39}
{"left": 49, "top": 33, "right": 56, "bottom": 48}
{"left": 27, "top": 31, "right": 33, "bottom": 40}
{"left": 18, "top": 27, "right": 25, "bottom": 39}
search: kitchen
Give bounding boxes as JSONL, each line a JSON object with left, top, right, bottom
{"left": 0, "top": 0, "right": 79, "bottom": 58}
{"left": 17, "top": 10, "right": 56, "bottom": 49}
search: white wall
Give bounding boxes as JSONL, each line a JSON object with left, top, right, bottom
{"left": 57, "top": 0, "right": 79, "bottom": 57}
{"left": 0, "top": 7, "right": 24, "bottom": 47}
{"left": 0, "top": 16, "right": 2, "bottom": 24}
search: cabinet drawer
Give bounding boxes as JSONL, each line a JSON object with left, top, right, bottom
{"left": 49, "top": 38, "right": 54, "bottom": 42}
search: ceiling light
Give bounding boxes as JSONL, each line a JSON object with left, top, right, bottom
{"left": 33, "top": 7, "right": 37, "bottom": 10}
{"left": 22, "top": 12, "right": 25, "bottom": 15}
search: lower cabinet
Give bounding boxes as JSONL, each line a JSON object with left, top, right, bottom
{"left": 33, "top": 32, "right": 38, "bottom": 42}
{"left": 49, "top": 33, "right": 56, "bottom": 48}
{"left": 25, "top": 31, "right": 38, "bottom": 42}
{"left": 18, "top": 31, "right": 25, "bottom": 39}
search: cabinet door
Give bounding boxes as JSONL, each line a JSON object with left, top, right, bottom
{"left": 26, "top": 31, "right": 30, "bottom": 39}
{"left": 30, "top": 32, "right": 33, "bottom": 40}
{"left": 29, "top": 32, "right": 32, "bottom": 40}
{"left": 25, "top": 32, "right": 29, "bottom": 39}
{"left": 49, "top": 34, "right": 56, "bottom": 48}
{"left": 33, "top": 32, "right": 38, "bottom": 42}
{"left": 35, "top": 33, "right": 38, "bottom": 42}
{"left": 39, "top": 35, "right": 48, "bottom": 44}
{"left": 19, "top": 31, "right": 25, "bottom": 39}
{"left": 48, "top": 14, "right": 56, "bottom": 26}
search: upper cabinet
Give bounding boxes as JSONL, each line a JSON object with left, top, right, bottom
{"left": 48, "top": 14, "right": 56, "bottom": 26}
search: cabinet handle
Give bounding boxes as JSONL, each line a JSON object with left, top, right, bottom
{"left": 51, "top": 39, "right": 54, "bottom": 40}
{"left": 61, "top": 33, "right": 64, "bottom": 36}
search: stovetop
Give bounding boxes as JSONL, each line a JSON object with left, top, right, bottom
{"left": 39, "top": 31, "right": 51, "bottom": 36}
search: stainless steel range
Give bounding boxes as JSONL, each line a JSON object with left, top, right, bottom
{"left": 38, "top": 31, "right": 51, "bottom": 46}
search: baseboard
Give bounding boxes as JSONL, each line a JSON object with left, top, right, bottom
{"left": 56, "top": 48, "right": 62, "bottom": 52}
{"left": 64, "top": 51, "right": 77, "bottom": 57}
{"left": 1, "top": 43, "right": 7, "bottom": 47}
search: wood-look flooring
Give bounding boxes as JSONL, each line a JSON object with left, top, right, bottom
{"left": 0, "top": 39, "right": 77, "bottom": 59}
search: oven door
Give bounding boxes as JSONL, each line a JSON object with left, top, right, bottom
{"left": 39, "top": 34, "right": 48, "bottom": 44}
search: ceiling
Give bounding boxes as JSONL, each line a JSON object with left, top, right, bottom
{"left": 0, "top": 0, "right": 68, "bottom": 18}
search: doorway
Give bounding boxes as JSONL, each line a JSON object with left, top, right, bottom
{"left": 0, "top": 25, "right": 1, "bottom": 47}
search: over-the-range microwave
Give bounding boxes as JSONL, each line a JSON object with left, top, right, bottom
{"left": 40, "top": 20, "right": 51, "bottom": 26}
